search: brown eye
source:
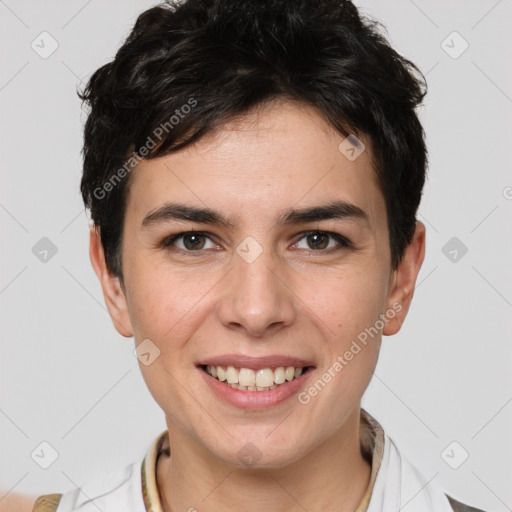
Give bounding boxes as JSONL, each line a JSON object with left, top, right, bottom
{"left": 295, "top": 231, "right": 350, "bottom": 252}
{"left": 162, "top": 231, "right": 216, "bottom": 252}
{"left": 182, "top": 233, "right": 206, "bottom": 250}
{"left": 306, "top": 232, "right": 329, "bottom": 250}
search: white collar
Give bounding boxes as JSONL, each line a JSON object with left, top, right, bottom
{"left": 367, "top": 429, "right": 454, "bottom": 512}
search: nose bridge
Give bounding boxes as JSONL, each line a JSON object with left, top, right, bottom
{"left": 235, "top": 246, "right": 278, "bottom": 298}
{"left": 217, "top": 239, "right": 296, "bottom": 336}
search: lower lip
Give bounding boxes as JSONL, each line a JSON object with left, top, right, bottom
{"left": 198, "top": 367, "right": 315, "bottom": 410}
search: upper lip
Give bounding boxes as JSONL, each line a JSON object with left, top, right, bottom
{"left": 197, "top": 354, "right": 315, "bottom": 370}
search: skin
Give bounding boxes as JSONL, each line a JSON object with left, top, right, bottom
{"left": 90, "top": 98, "right": 425, "bottom": 512}
{"left": 0, "top": 491, "right": 36, "bottom": 512}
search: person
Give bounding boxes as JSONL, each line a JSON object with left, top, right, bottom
{"left": 25, "top": 0, "right": 487, "bottom": 510}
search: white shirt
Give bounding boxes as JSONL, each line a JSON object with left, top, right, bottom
{"left": 33, "top": 409, "right": 480, "bottom": 512}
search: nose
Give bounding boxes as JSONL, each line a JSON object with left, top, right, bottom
{"left": 216, "top": 246, "right": 297, "bottom": 338}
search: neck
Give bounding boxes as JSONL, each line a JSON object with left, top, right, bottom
{"left": 156, "top": 408, "right": 372, "bottom": 512}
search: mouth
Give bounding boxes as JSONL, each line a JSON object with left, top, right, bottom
{"left": 196, "top": 354, "right": 316, "bottom": 408}
{"left": 199, "top": 364, "right": 315, "bottom": 392}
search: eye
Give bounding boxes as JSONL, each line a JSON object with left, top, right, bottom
{"left": 160, "top": 230, "right": 353, "bottom": 256}
{"left": 161, "top": 231, "right": 218, "bottom": 253}
{"left": 293, "top": 231, "right": 351, "bottom": 252}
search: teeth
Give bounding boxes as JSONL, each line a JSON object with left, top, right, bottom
{"left": 274, "top": 367, "right": 286, "bottom": 384}
{"left": 255, "top": 368, "right": 274, "bottom": 388}
{"left": 217, "top": 366, "right": 226, "bottom": 382}
{"left": 226, "top": 366, "right": 239, "bottom": 384}
{"left": 239, "top": 368, "right": 255, "bottom": 387}
{"left": 205, "top": 364, "right": 308, "bottom": 391}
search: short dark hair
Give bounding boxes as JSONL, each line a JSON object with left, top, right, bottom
{"left": 79, "top": 0, "right": 427, "bottom": 282}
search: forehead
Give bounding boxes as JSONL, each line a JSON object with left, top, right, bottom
{"left": 124, "top": 99, "right": 384, "bottom": 231}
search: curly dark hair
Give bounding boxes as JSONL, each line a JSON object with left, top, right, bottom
{"left": 79, "top": 0, "right": 428, "bottom": 282}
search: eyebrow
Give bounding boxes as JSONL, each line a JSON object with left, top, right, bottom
{"left": 141, "top": 200, "right": 369, "bottom": 230}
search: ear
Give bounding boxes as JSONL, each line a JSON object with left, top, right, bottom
{"left": 89, "top": 226, "right": 134, "bottom": 338}
{"left": 383, "top": 221, "right": 426, "bottom": 336}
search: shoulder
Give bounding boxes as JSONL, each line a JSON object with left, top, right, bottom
{"left": 445, "top": 494, "right": 490, "bottom": 512}
{"left": 32, "top": 494, "right": 62, "bottom": 512}
{"left": 32, "top": 460, "right": 145, "bottom": 512}
{"left": 378, "top": 432, "right": 489, "bottom": 512}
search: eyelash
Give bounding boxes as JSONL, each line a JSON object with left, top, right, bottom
{"left": 160, "top": 230, "right": 353, "bottom": 255}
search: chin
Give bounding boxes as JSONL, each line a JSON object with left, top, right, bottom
{"left": 205, "top": 428, "right": 311, "bottom": 470}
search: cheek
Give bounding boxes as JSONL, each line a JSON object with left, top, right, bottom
{"left": 298, "top": 263, "right": 387, "bottom": 387}
{"left": 298, "top": 272, "right": 384, "bottom": 426}
{"left": 125, "top": 263, "right": 220, "bottom": 414}
{"left": 301, "top": 262, "right": 388, "bottom": 333}
{"left": 125, "top": 257, "right": 213, "bottom": 342}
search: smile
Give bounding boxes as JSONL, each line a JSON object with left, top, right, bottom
{"left": 197, "top": 354, "right": 316, "bottom": 409}
{"left": 203, "top": 365, "right": 313, "bottom": 391}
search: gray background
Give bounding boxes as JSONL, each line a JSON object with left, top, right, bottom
{"left": 1, "top": 0, "right": 511, "bottom": 510}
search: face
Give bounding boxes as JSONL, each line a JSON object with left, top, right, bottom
{"left": 90, "top": 99, "right": 425, "bottom": 468}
